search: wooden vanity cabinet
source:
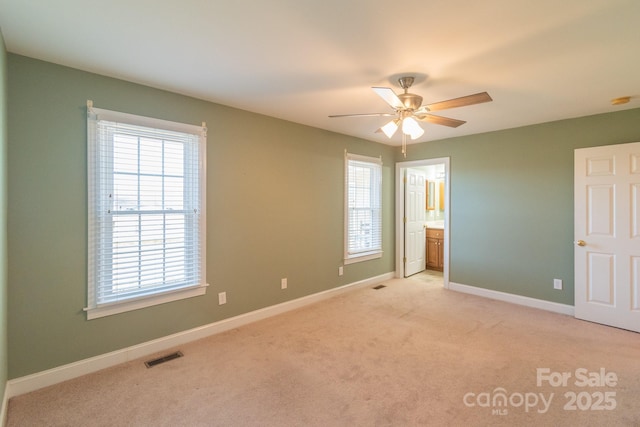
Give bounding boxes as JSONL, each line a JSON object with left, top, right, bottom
{"left": 426, "top": 228, "right": 444, "bottom": 271}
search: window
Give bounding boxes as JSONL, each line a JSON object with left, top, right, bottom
{"left": 86, "top": 103, "right": 207, "bottom": 319}
{"left": 344, "top": 153, "right": 382, "bottom": 264}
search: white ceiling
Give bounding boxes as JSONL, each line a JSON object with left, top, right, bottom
{"left": 2, "top": 0, "right": 639, "bottom": 145}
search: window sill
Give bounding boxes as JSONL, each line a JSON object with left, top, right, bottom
{"left": 344, "top": 251, "right": 382, "bottom": 265}
{"left": 85, "top": 283, "right": 209, "bottom": 320}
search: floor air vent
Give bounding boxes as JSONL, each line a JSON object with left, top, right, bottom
{"left": 145, "top": 351, "right": 184, "bottom": 368}
{"left": 373, "top": 285, "right": 386, "bottom": 290}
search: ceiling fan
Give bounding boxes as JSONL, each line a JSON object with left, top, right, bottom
{"left": 329, "top": 76, "right": 492, "bottom": 155}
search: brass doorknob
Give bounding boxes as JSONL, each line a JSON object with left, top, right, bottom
{"left": 576, "top": 240, "right": 586, "bottom": 247}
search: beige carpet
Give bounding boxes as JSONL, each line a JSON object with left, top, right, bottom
{"left": 7, "top": 271, "right": 640, "bottom": 426}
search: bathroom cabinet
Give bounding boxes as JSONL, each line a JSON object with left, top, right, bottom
{"left": 426, "top": 228, "right": 444, "bottom": 271}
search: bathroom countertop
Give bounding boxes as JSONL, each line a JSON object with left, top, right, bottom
{"left": 425, "top": 221, "right": 444, "bottom": 229}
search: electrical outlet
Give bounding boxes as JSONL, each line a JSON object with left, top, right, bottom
{"left": 281, "top": 278, "right": 287, "bottom": 289}
{"left": 553, "top": 279, "right": 563, "bottom": 290}
{"left": 218, "top": 292, "right": 226, "bottom": 305}
{"left": 338, "top": 266, "right": 344, "bottom": 276}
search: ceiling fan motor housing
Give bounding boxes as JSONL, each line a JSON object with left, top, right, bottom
{"left": 397, "top": 77, "right": 422, "bottom": 110}
{"left": 398, "top": 93, "right": 423, "bottom": 110}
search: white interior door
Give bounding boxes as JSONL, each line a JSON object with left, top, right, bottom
{"left": 574, "top": 141, "right": 640, "bottom": 332}
{"left": 405, "top": 168, "right": 426, "bottom": 277}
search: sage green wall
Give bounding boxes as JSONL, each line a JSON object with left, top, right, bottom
{"left": 0, "top": 30, "right": 8, "bottom": 405}
{"left": 10, "top": 51, "right": 639, "bottom": 381}
{"left": 399, "top": 108, "right": 640, "bottom": 304}
{"left": 7, "top": 54, "right": 395, "bottom": 378}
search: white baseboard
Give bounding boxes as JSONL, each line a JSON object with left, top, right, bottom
{"left": 5, "top": 272, "right": 394, "bottom": 400}
{"left": 448, "top": 281, "right": 575, "bottom": 316}
{"left": 1, "top": 383, "right": 8, "bottom": 427}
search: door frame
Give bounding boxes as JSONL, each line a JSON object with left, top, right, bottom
{"left": 395, "top": 157, "right": 450, "bottom": 287}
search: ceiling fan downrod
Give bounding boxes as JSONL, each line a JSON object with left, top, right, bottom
{"left": 398, "top": 76, "right": 414, "bottom": 90}
{"left": 397, "top": 76, "right": 422, "bottom": 111}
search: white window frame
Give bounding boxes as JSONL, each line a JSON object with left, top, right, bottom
{"left": 344, "top": 152, "right": 383, "bottom": 264}
{"left": 86, "top": 103, "right": 207, "bottom": 319}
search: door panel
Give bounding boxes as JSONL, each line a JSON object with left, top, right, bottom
{"left": 587, "top": 252, "right": 614, "bottom": 305}
{"left": 587, "top": 185, "right": 614, "bottom": 236}
{"left": 632, "top": 257, "right": 640, "bottom": 310}
{"left": 632, "top": 184, "right": 640, "bottom": 237}
{"left": 575, "top": 141, "right": 640, "bottom": 332}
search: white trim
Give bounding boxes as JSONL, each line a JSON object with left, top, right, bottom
{"left": 85, "top": 284, "right": 209, "bottom": 320}
{"left": 89, "top": 105, "right": 205, "bottom": 136}
{"left": 344, "top": 251, "right": 382, "bottom": 265}
{"left": 344, "top": 152, "right": 383, "bottom": 165}
{"left": 1, "top": 382, "right": 8, "bottom": 427}
{"left": 6, "top": 272, "right": 395, "bottom": 399}
{"left": 395, "top": 158, "right": 450, "bottom": 286}
{"left": 86, "top": 106, "right": 207, "bottom": 319}
{"left": 344, "top": 153, "right": 383, "bottom": 263}
{"left": 449, "top": 281, "right": 575, "bottom": 316}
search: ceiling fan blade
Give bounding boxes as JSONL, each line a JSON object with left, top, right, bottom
{"left": 415, "top": 113, "right": 466, "bottom": 128}
{"left": 425, "top": 92, "right": 492, "bottom": 112}
{"left": 329, "top": 112, "right": 396, "bottom": 118}
{"left": 372, "top": 87, "right": 404, "bottom": 109}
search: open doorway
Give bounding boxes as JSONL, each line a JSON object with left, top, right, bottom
{"left": 395, "top": 158, "right": 450, "bottom": 288}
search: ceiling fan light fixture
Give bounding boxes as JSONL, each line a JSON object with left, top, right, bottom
{"left": 410, "top": 127, "right": 424, "bottom": 140}
{"left": 402, "top": 117, "right": 424, "bottom": 140}
{"left": 381, "top": 119, "right": 400, "bottom": 138}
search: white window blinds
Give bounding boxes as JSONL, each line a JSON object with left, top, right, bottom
{"left": 345, "top": 153, "right": 382, "bottom": 263}
{"left": 86, "top": 104, "right": 207, "bottom": 319}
